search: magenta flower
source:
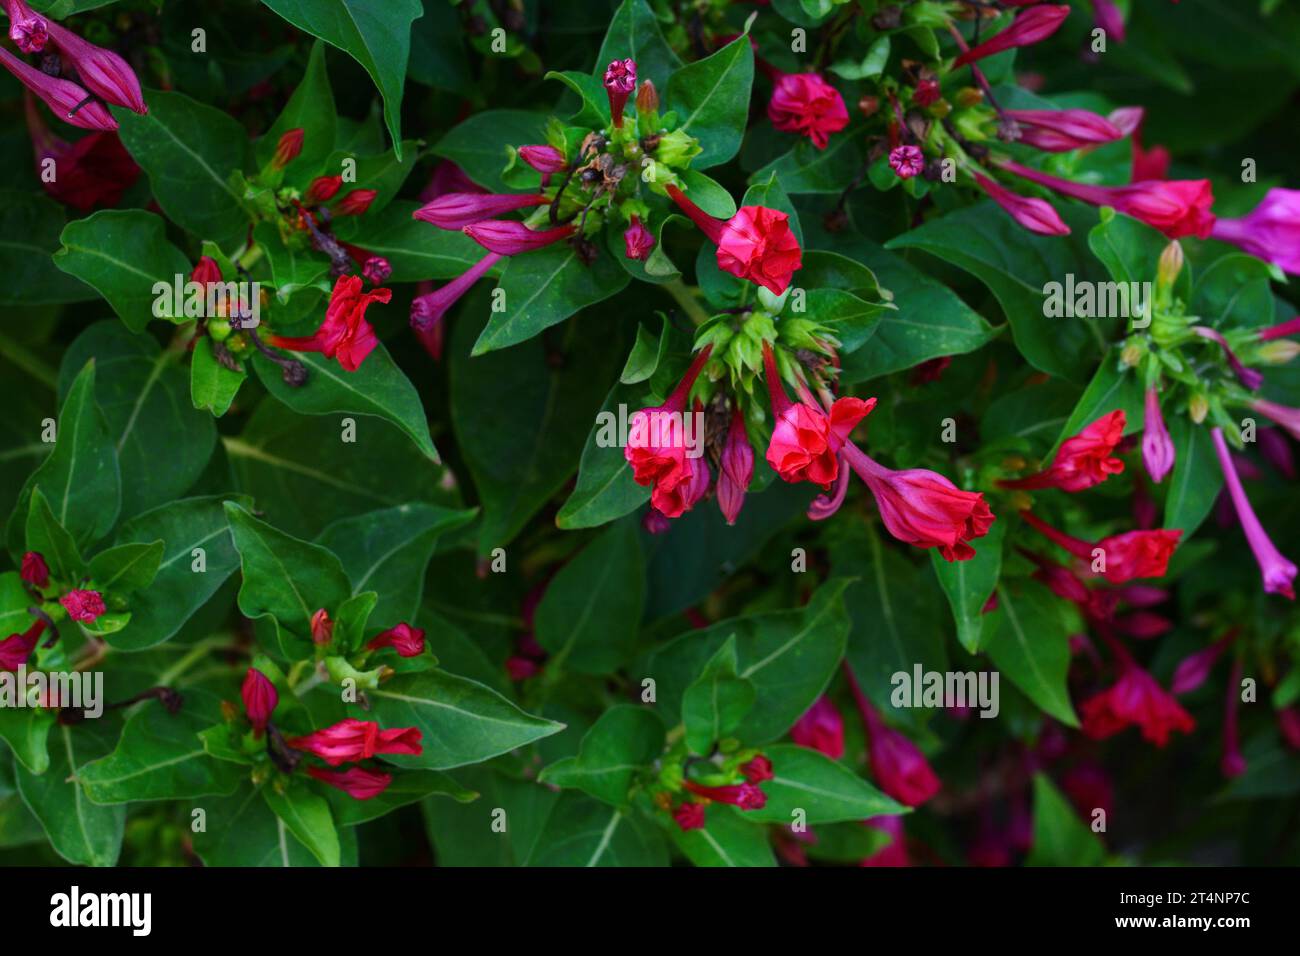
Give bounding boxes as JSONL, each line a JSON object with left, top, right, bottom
{"left": 790, "top": 695, "right": 845, "bottom": 759}
{"left": 888, "top": 145, "right": 924, "bottom": 179}
{"left": 1005, "top": 108, "right": 1123, "bottom": 152}
{"left": 517, "top": 144, "right": 566, "bottom": 173}
{"left": 0, "top": 48, "right": 116, "bottom": 131}
{"left": 367, "top": 622, "right": 426, "bottom": 657}
{"left": 307, "top": 765, "right": 392, "bottom": 800}
{"left": 3, "top": 0, "right": 47, "bottom": 52}
{"left": 1211, "top": 427, "right": 1297, "bottom": 599}
{"left": 767, "top": 71, "right": 850, "bottom": 149}
{"left": 682, "top": 780, "right": 767, "bottom": 810}
{"left": 622, "top": 215, "right": 655, "bottom": 261}
{"left": 45, "top": 19, "right": 147, "bottom": 114}
{"left": 1210, "top": 188, "right": 1300, "bottom": 276}
{"left": 603, "top": 58, "right": 636, "bottom": 128}
{"left": 1142, "top": 386, "right": 1175, "bottom": 483}
{"left": 1257, "top": 427, "right": 1296, "bottom": 479}
{"left": 1171, "top": 630, "right": 1236, "bottom": 695}
{"left": 409, "top": 252, "right": 502, "bottom": 331}
{"left": 414, "top": 192, "right": 548, "bottom": 230}
{"left": 1258, "top": 316, "right": 1300, "bottom": 342}
{"left": 463, "top": 220, "right": 575, "bottom": 255}
{"left": 716, "top": 408, "right": 753, "bottom": 525}
{"left": 1090, "top": 0, "right": 1126, "bottom": 42}
{"left": 20, "top": 551, "right": 49, "bottom": 588}
{"left": 973, "top": 171, "right": 1070, "bottom": 236}
{"left": 953, "top": 5, "right": 1072, "bottom": 67}
{"left": 0, "top": 619, "right": 45, "bottom": 672}
{"left": 848, "top": 666, "right": 940, "bottom": 806}
{"left": 1191, "top": 326, "right": 1262, "bottom": 390}
{"left": 240, "top": 668, "right": 278, "bottom": 737}
{"left": 61, "top": 589, "right": 106, "bottom": 623}
{"left": 1251, "top": 398, "right": 1300, "bottom": 443}
{"left": 672, "top": 802, "right": 706, "bottom": 831}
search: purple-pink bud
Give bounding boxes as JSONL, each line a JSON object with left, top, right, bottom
{"left": 1004, "top": 108, "right": 1123, "bottom": 152}
{"left": 1211, "top": 427, "right": 1297, "bottom": 600}
{"left": 362, "top": 256, "right": 392, "bottom": 285}
{"left": 463, "top": 220, "right": 576, "bottom": 255}
{"left": 953, "top": 5, "right": 1071, "bottom": 68}
{"left": 0, "top": 47, "right": 116, "bottom": 130}
{"left": 972, "top": 171, "right": 1070, "bottom": 236}
{"left": 1141, "top": 386, "right": 1175, "bottom": 483}
{"left": 413, "top": 192, "right": 548, "bottom": 230}
{"left": 241, "top": 667, "right": 278, "bottom": 737}
{"left": 45, "top": 20, "right": 147, "bottom": 114}
{"left": 716, "top": 408, "right": 754, "bottom": 525}
{"left": 517, "top": 145, "right": 566, "bottom": 174}
{"left": 410, "top": 253, "right": 502, "bottom": 331}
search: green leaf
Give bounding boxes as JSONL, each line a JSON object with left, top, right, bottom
{"left": 422, "top": 766, "right": 559, "bottom": 866}
{"left": 191, "top": 337, "right": 246, "bottom": 417}
{"left": 8, "top": 360, "right": 120, "bottom": 554}
{"left": 648, "top": 579, "right": 853, "bottom": 742}
{"left": 262, "top": 778, "right": 342, "bottom": 867}
{"left": 79, "top": 690, "right": 242, "bottom": 804}
{"left": 0, "top": 190, "right": 92, "bottom": 306}
{"left": 983, "top": 579, "right": 1079, "bottom": 727}
{"left": 60, "top": 321, "right": 216, "bottom": 519}
{"left": 25, "top": 488, "right": 86, "bottom": 582}
{"left": 681, "top": 636, "right": 756, "bottom": 755}
{"left": 664, "top": 33, "right": 754, "bottom": 170}
{"left": 0, "top": 707, "right": 54, "bottom": 776}
{"left": 255, "top": 39, "right": 337, "bottom": 180}
{"left": 887, "top": 203, "right": 1104, "bottom": 383}
{"left": 534, "top": 522, "right": 645, "bottom": 674}
{"left": 471, "top": 243, "right": 631, "bottom": 355}
{"left": 1025, "top": 773, "right": 1105, "bottom": 866}
{"left": 16, "top": 723, "right": 124, "bottom": 867}
{"left": 53, "top": 210, "right": 190, "bottom": 333}
{"left": 752, "top": 127, "right": 867, "bottom": 195}
{"left": 556, "top": 380, "right": 652, "bottom": 530}
{"left": 594, "top": 0, "right": 683, "bottom": 88}
{"left": 259, "top": 0, "right": 423, "bottom": 160}
{"left": 107, "top": 496, "right": 246, "bottom": 650}
{"left": 525, "top": 793, "right": 668, "bottom": 866}
{"left": 670, "top": 804, "right": 776, "bottom": 867}
{"left": 452, "top": 306, "right": 624, "bottom": 551}
{"left": 87, "top": 539, "right": 163, "bottom": 594}
{"left": 931, "top": 517, "right": 1006, "bottom": 654}
{"left": 114, "top": 91, "right": 251, "bottom": 245}
{"left": 539, "top": 706, "right": 664, "bottom": 807}
{"left": 366, "top": 669, "right": 565, "bottom": 770}
{"left": 329, "top": 770, "right": 476, "bottom": 826}
{"left": 0, "top": 572, "right": 36, "bottom": 639}
{"left": 252, "top": 341, "right": 438, "bottom": 462}
{"left": 350, "top": 200, "right": 496, "bottom": 282}
{"left": 433, "top": 110, "right": 550, "bottom": 192}
{"left": 744, "top": 744, "right": 905, "bottom": 824}
{"left": 316, "top": 504, "right": 477, "bottom": 630}
{"left": 1054, "top": 351, "right": 1144, "bottom": 449}
{"left": 1164, "top": 417, "right": 1223, "bottom": 536}
{"left": 193, "top": 783, "right": 357, "bottom": 866}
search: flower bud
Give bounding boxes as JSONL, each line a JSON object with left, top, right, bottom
{"left": 635, "top": 79, "right": 658, "bottom": 114}
{"left": 362, "top": 256, "right": 392, "bottom": 285}
{"left": 45, "top": 20, "right": 147, "bottom": 114}
{"left": 654, "top": 128, "right": 701, "bottom": 168}
{"left": 20, "top": 551, "right": 49, "bottom": 588}
{"left": 272, "top": 128, "right": 304, "bottom": 169}
{"left": 517, "top": 144, "right": 566, "bottom": 173}
{"left": 1256, "top": 339, "right": 1300, "bottom": 364}
{"left": 6, "top": 0, "right": 47, "bottom": 53}
{"left": 857, "top": 95, "right": 880, "bottom": 117}
{"left": 334, "top": 189, "right": 377, "bottom": 216}
{"left": 1189, "top": 392, "right": 1209, "bottom": 424}
{"left": 240, "top": 667, "right": 278, "bottom": 737}
{"left": 623, "top": 215, "right": 655, "bottom": 261}
{"left": 307, "top": 175, "right": 343, "bottom": 203}
{"left": 310, "top": 608, "right": 334, "bottom": 645}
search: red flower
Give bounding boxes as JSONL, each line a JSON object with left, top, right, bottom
{"left": 845, "top": 447, "right": 995, "bottom": 562}
{"left": 0, "top": 619, "right": 45, "bottom": 671}
{"left": 306, "top": 175, "right": 343, "bottom": 203}
{"left": 1021, "top": 511, "right": 1181, "bottom": 584}
{"left": 624, "top": 346, "right": 713, "bottom": 519}
{"left": 287, "top": 718, "right": 423, "bottom": 766}
{"left": 741, "top": 755, "right": 774, "bottom": 783}
{"left": 672, "top": 802, "right": 706, "bottom": 831}
{"left": 623, "top": 215, "right": 655, "bottom": 261}
{"left": 267, "top": 274, "right": 391, "bottom": 372}
{"left": 1080, "top": 663, "right": 1194, "bottom": 746}
{"left": 791, "top": 695, "right": 845, "bottom": 759}
{"left": 414, "top": 192, "right": 548, "bottom": 230}
{"left": 682, "top": 780, "right": 767, "bottom": 810}
{"left": 333, "top": 189, "right": 377, "bottom": 216}
{"left": 367, "top": 622, "right": 426, "bottom": 657}
{"left": 952, "top": 5, "right": 1072, "bottom": 67}
{"left": 20, "top": 551, "right": 49, "bottom": 588}
{"left": 307, "top": 765, "right": 392, "bottom": 800}
{"left": 24, "top": 95, "right": 139, "bottom": 212}
{"left": 272, "top": 127, "right": 304, "bottom": 169}
{"left": 241, "top": 667, "right": 278, "bottom": 737}
{"left": 767, "top": 72, "right": 849, "bottom": 149}
{"left": 999, "top": 410, "right": 1126, "bottom": 492}
{"left": 716, "top": 408, "right": 754, "bottom": 525}
{"left": 665, "top": 185, "right": 802, "bottom": 294}
{"left": 60, "top": 589, "right": 105, "bottom": 623}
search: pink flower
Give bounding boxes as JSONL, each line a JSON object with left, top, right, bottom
{"left": 682, "top": 780, "right": 767, "bottom": 810}
{"left": 367, "top": 622, "right": 426, "bottom": 658}
{"left": 741, "top": 755, "right": 774, "bottom": 783}
{"left": 1090, "top": 0, "right": 1126, "bottom": 42}
{"left": 1211, "top": 427, "right": 1297, "bottom": 599}
{"left": 307, "top": 765, "right": 392, "bottom": 800}
{"left": 61, "top": 589, "right": 105, "bottom": 623}
{"left": 999, "top": 410, "right": 1126, "bottom": 491}
{"left": 1005, "top": 108, "right": 1123, "bottom": 152}
{"left": 767, "top": 72, "right": 849, "bottom": 149}
{"left": 414, "top": 192, "right": 548, "bottom": 230}
{"left": 362, "top": 256, "right": 391, "bottom": 285}
{"left": 1251, "top": 398, "right": 1300, "bottom": 443}
{"left": 888, "top": 145, "right": 924, "bottom": 179}
{"left": 20, "top": 551, "right": 48, "bottom": 588}
{"left": 0, "top": 620, "right": 45, "bottom": 671}
{"left": 44, "top": 19, "right": 147, "bottom": 114}
{"left": 665, "top": 185, "right": 802, "bottom": 294}
{"left": 3, "top": 0, "right": 47, "bottom": 52}
{"left": 1211, "top": 188, "right": 1300, "bottom": 275}
{"left": 1258, "top": 316, "right": 1300, "bottom": 342}
{"left": 716, "top": 408, "right": 754, "bottom": 525}
{"left": 267, "top": 274, "right": 390, "bottom": 372}
{"left": 672, "top": 802, "right": 706, "bottom": 831}
{"left": 463, "top": 220, "right": 575, "bottom": 255}
{"left": 603, "top": 58, "right": 636, "bottom": 127}
{"left": 952, "top": 6, "right": 1072, "bottom": 67}
{"left": 624, "top": 346, "right": 713, "bottom": 519}
{"left": 0, "top": 47, "right": 116, "bottom": 131}
{"left": 241, "top": 668, "right": 278, "bottom": 737}
{"left": 1081, "top": 661, "right": 1194, "bottom": 746}
{"left": 517, "top": 144, "right": 566, "bottom": 173}
{"left": 1000, "top": 159, "right": 1215, "bottom": 239}
{"left": 1021, "top": 511, "right": 1181, "bottom": 584}
{"left": 863, "top": 709, "right": 939, "bottom": 806}
{"left": 287, "top": 718, "right": 423, "bottom": 766}
{"left": 1141, "top": 388, "right": 1175, "bottom": 483}
{"left": 791, "top": 696, "right": 845, "bottom": 759}
{"left": 973, "top": 171, "right": 1070, "bottom": 236}
{"left": 410, "top": 252, "right": 502, "bottom": 332}
{"left": 623, "top": 214, "right": 655, "bottom": 261}
{"left": 1171, "top": 630, "right": 1236, "bottom": 695}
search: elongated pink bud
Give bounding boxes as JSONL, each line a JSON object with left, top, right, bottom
{"left": 518, "top": 144, "right": 566, "bottom": 173}
{"left": 1258, "top": 316, "right": 1300, "bottom": 342}
{"left": 716, "top": 408, "right": 754, "bottom": 525}
{"left": 241, "top": 667, "right": 278, "bottom": 737}
{"left": 414, "top": 192, "right": 548, "bottom": 230}
{"left": 0, "top": 47, "right": 116, "bottom": 130}
{"left": 463, "top": 220, "right": 575, "bottom": 255}
{"left": 1142, "top": 386, "right": 1175, "bottom": 483}
{"left": 1171, "top": 630, "right": 1236, "bottom": 695}
{"left": 1211, "top": 427, "right": 1297, "bottom": 599}
{"left": 953, "top": 6, "right": 1071, "bottom": 67}
{"left": 410, "top": 252, "right": 502, "bottom": 331}
{"left": 972, "top": 171, "right": 1070, "bottom": 236}
{"left": 1004, "top": 108, "right": 1122, "bottom": 152}
{"left": 45, "top": 20, "right": 147, "bottom": 114}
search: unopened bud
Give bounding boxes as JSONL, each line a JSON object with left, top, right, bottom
{"left": 1120, "top": 341, "right": 1145, "bottom": 368}
{"left": 1188, "top": 393, "right": 1209, "bottom": 424}
{"left": 1256, "top": 339, "right": 1300, "bottom": 364}
{"left": 272, "top": 128, "right": 304, "bottom": 169}
{"left": 858, "top": 95, "right": 880, "bottom": 118}
{"left": 1157, "top": 240, "right": 1184, "bottom": 291}
{"left": 636, "top": 79, "right": 658, "bottom": 114}
{"left": 955, "top": 87, "right": 984, "bottom": 108}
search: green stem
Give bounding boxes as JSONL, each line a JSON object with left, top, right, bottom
{"left": 662, "top": 278, "right": 711, "bottom": 326}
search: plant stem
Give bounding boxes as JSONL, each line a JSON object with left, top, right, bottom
{"left": 662, "top": 278, "right": 711, "bottom": 326}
